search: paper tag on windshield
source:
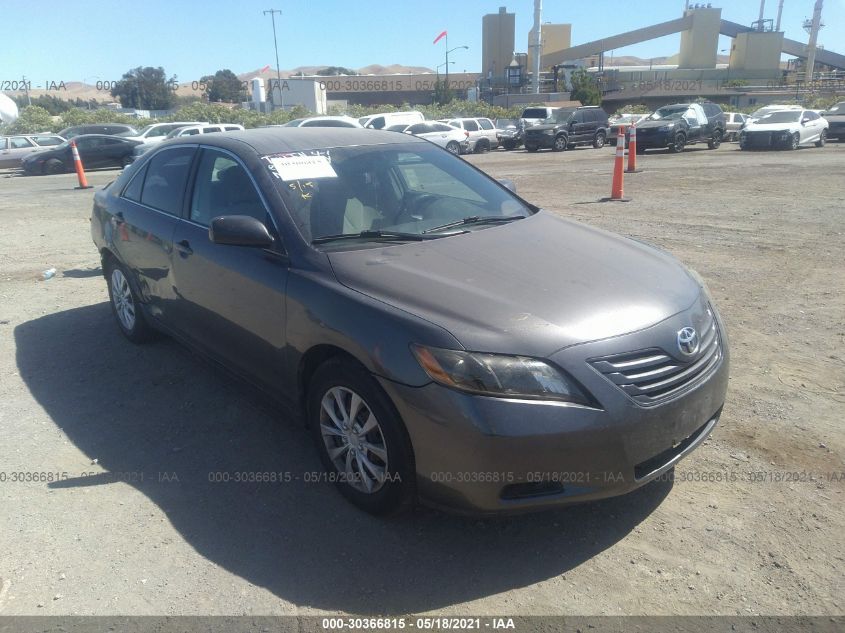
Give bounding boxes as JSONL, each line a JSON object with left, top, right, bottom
{"left": 269, "top": 155, "right": 337, "bottom": 181}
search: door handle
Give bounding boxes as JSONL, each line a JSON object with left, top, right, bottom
{"left": 175, "top": 240, "right": 193, "bottom": 256}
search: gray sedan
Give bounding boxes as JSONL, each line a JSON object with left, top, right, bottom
{"left": 0, "top": 134, "right": 66, "bottom": 169}
{"left": 91, "top": 128, "right": 729, "bottom": 515}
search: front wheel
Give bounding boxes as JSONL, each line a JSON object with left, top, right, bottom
{"left": 670, "top": 133, "right": 686, "bottom": 153}
{"left": 44, "top": 158, "right": 64, "bottom": 175}
{"left": 815, "top": 129, "right": 827, "bottom": 148}
{"left": 308, "top": 358, "right": 415, "bottom": 515}
{"left": 708, "top": 132, "right": 722, "bottom": 149}
{"left": 105, "top": 259, "right": 156, "bottom": 343}
{"left": 593, "top": 132, "right": 606, "bottom": 149}
{"left": 552, "top": 135, "right": 568, "bottom": 152}
{"left": 445, "top": 141, "right": 460, "bottom": 155}
{"left": 789, "top": 132, "right": 800, "bottom": 150}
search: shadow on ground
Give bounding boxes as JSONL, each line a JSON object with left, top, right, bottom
{"left": 16, "top": 303, "right": 672, "bottom": 613}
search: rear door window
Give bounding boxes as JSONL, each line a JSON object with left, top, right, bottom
{"left": 32, "top": 136, "right": 64, "bottom": 146}
{"left": 140, "top": 147, "right": 196, "bottom": 215}
{"left": 478, "top": 119, "right": 494, "bottom": 130}
{"left": 10, "top": 137, "right": 35, "bottom": 149}
{"left": 463, "top": 120, "right": 479, "bottom": 132}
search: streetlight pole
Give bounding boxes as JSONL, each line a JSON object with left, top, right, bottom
{"left": 264, "top": 9, "right": 284, "bottom": 109}
{"left": 445, "top": 42, "right": 468, "bottom": 103}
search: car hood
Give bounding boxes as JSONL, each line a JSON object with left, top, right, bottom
{"left": 744, "top": 121, "right": 801, "bottom": 132}
{"left": 525, "top": 123, "right": 562, "bottom": 132}
{"left": 635, "top": 119, "right": 679, "bottom": 130}
{"left": 327, "top": 212, "right": 700, "bottom": 357}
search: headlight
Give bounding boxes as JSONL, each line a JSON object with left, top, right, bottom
{"left": 411, "top": 344, "right": 592, "bottom": 404}
{"left": 657, "top": 123, "right": 675, "bottom": 131}
{"left": 687, "top": 268, "right": 712, "bottom": 297}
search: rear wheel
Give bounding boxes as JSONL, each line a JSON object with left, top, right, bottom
{"left": 475, "top": 139, "right": 490, "bottom": 153}
{"left": 593, "top": 132, "right": 606, "bottom": 148}
{"left": 670, "top": 133, "right": 686, "bottom": 153}
{"left": 815, "top": 129, "right": 827, "bottom": 148}
{"left": 552, "top": 135, "right": 568, "bottom": 152}
{"left": 308, "top": 358, "right": 415, "bottom": 515}
{"left": 445, "top": 141, "right": 460, "bottom": 155}
{"left": 105, "top": 259, "right": 155, "bottom": 343}
{"left": 789, "top": 132, "right": 800, "bottom": 150}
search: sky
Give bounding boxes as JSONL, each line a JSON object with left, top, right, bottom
{"left": 2, "top": 0, "right": 844, "bottom": 86}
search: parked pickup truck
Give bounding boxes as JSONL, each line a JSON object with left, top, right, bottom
{"left": 822, "top": 101, "right": 845, "bottom": 140}
{"left": 631, "top": 102, "right": 724, "bottom": 153}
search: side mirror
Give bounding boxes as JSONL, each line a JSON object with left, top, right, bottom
{"left": 209, "top": 215, "right": 274, "bottom": 248}
{"left": 801, "top": 117, "right": 810, "bottom": 125}
{"left": 498, "top": 178, "right": 517, "bottom": 193}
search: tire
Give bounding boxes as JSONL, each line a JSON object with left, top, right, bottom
{"left": 815, "top": 129, "right": 827, "bottom": 148}
{"left": 707, "top": 131, "right": 722, "bottom": 149}
{"left": 44, "top": 158, "right": 64, "bottom": 175}
{"left": 105, "top": 258, "right": 156, "bottom": 343}
{"left": 502, "top": 141, "right": 515, "bottom": 150}
{"left": 525, "top": 144, "right": 539, "bottom": 152}
{"left": 593, "top": 132, "right": 606, "bottom": 149}
{"left": 670, "top": 133, "right": 686, "bottom": 153}
{"left": 445, "top": 141, "right": 460, "bottom": 155}
{"left": 475, "top": 139, "right": 490, "bottom": 153}
{"left": 308, "top": 357, "right": 415, "bottom": 515}
{"left": 789, "top": 132, "right": 800, "bottom": 150}
{"left": 739, "top": 135, "right": 748, "bottom": 150}
{"left": 552, "top": 135, "right": 568, "bottom": 152}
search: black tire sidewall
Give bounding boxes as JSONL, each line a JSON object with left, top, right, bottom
{"left": 307, "top": 358, "right": 415, "bottom": 515}
{"left": 446, "top": 141, "right": 460, "bottom": 155}
{"left": 105, "top": 259, "right": 153, "bottom": 343}
{"left": 552, "top": 135, "right": 567, "bottom": 151}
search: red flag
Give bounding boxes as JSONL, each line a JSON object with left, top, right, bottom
{"left": 260, "top": 65, "right": 271, "bottom": 72}
{"left": 433, "top": 30, "right": 447, "bottom": 44}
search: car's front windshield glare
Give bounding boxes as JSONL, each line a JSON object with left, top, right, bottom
{"left": 273, "top": 144, "right": 532, "bottom": 246}
{"left": 758, "top": 111, "right": 802, "bottom": 124}
{"left": 550, "top": 110, "right": 576, "bottom": 124}
{"left": 649, "top": 107, "right": 688, "bottom": 121}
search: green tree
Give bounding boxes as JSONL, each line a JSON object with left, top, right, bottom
{"left": 204, "top": 69, "right": 247, "bottom": 103}
{"left": 315, "top": 66, "right": 357, "bottom": 76}
{"left": 7, "top": 105, "right": 56, "bottom": 133}
{"left": 111, "top": 66, "right": 177, "bottom": 110}
{"left": 569, "top": 68, "right": 602, "bottom": 106}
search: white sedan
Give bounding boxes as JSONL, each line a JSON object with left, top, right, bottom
{"left": 739, "top": 109, "right": 828, "bottom": 150}
{"left": 385, "top": 121, "right": 469, "bottom": 155}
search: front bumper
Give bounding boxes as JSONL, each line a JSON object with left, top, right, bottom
{"left": 740, "top": 130, "right": 793, "bottom": 149}
{"left": 524, "top": 131, "right": 557, "bottom": 149}
{"left": 632, "top": 129, "right": 673, "bottom": 149}
{"left": 378, "top": 298, "right": 730, "bottom": 514}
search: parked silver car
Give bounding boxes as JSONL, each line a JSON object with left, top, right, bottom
{"left": 92, "top": 128, "right": 729, "bottom": 515}
{"left": 0, "top": 134, "right": 66, "bottom": 169}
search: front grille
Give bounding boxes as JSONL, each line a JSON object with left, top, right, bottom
{"left": 588, "top": 308, "right": 722, "bottom": 406}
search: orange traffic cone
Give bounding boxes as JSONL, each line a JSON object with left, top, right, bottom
{"left": 70, "top": 140, "right": 93, "bottom": 190}
{"left": 601, "top": 125, "right": 630, "bottom": 202}
{"left": 626, "top": 124, "right": 641, "bottom": 173}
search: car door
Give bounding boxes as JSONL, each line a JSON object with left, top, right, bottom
{"left": 801, "top": 111, "right": 823, "bottom": 143}
{"left": 169, "top": 147, "right": 288, "bottom": 389}
{"left": 74, "top": 137, "right": 107, "bottom": 168}
{"left": 110, "top": 146, "right": 196, "bottom": 323}
{"left": 98, "top": 137, "right": 131, "bottom": 167}
{"left": 570, "top": 111, "right": 588, "bottom": 142}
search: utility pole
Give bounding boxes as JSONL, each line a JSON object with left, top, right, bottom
{"left": 804, "top": 0, "right": 823, "bottom": 83}
{"left": 530, "top": 0, "right": 543, "bottom": 94}
{"left": 21, "top": 75, "right": 31, "bottom": 106}
{"left": 775, "top": 0, "right": 784, "bottom": 31}
{"left": 757, "top": 0, "right": 766, "bottom": 31}
{"left": 263, "top": 9, "right": 284, "bottom": 109}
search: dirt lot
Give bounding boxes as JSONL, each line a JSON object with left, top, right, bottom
{"left": 0, "top": 141, "right": 842, "bottom": 618}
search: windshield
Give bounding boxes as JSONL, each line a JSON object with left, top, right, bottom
{"left": 546, "top": 109, "right": 576, "bottom": 124}
{"left": 267, "top": 143, "right": 532, "bottom": 248}
{"left": 496, "top": 119, "right": 518, "bottom": 128}
{"left": 649, "top": 105, "right": 689, "bottom": 121}
{"left": 757, "top": 111, "right": 802, "bottom": 124}
{"left": 136, "top": 125, "right": 155, "bottom": 136}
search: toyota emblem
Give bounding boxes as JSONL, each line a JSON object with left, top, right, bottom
{"left": 677, "top": 327, "right": 699, "bottom": 356}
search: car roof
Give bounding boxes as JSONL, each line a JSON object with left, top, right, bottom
{"left": 154, "top": 127, "right": 427, "bottom": 155}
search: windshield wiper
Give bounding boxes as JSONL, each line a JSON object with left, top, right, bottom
{"left": 312, "top": 230, "right": 463, "bottom": 245}
{"left": 423, "top": 215, "right": 526, "bottom": 234}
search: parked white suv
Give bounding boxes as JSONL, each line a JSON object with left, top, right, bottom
{"left": 442, "top": 117, "right": 499, "bottom": 153}
{"left": 359, "top": 111, "right": 424, "bottom": 129}
{"left": 121, "top": 122, "right": 208, "bottom": 144}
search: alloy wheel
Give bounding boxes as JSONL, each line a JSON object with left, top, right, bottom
{"left": 110, "top": 268, "right": 136, "bottom": 331}
{"left": 319, "top": 386, "right": 388, "bottom": 494}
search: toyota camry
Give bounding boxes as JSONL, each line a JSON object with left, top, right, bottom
{"left": 91, "top": 128, "right": 729, "bottom": 515}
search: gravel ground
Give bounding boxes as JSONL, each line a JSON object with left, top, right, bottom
{"left": 0, "top": 141, "right": 842, "bottom": 618}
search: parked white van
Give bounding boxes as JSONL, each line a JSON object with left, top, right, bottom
{"left": 359, "top": 111, "right": 425, "bottom": 130}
